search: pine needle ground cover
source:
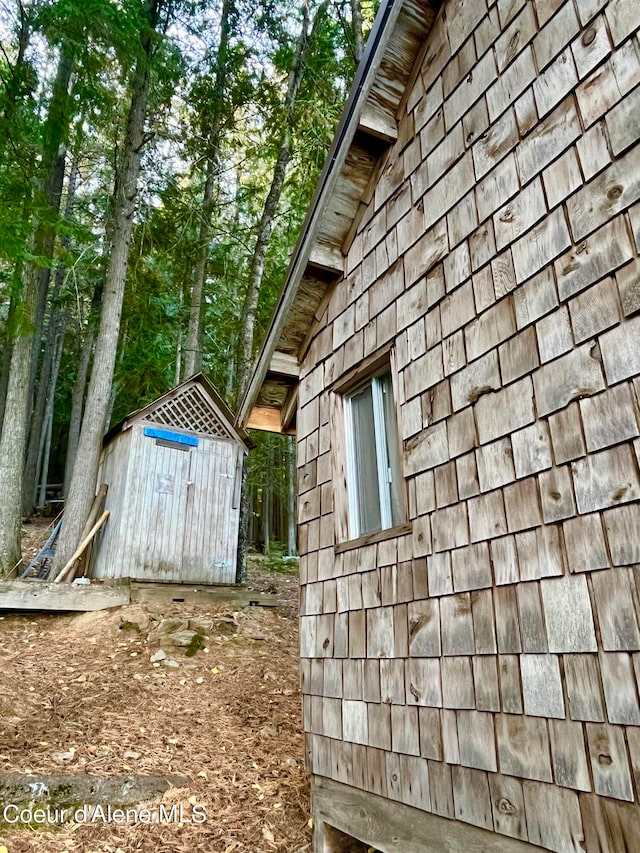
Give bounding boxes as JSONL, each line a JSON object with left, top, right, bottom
{"left": 0, "top": 562, "right": 309, "bottom": 853}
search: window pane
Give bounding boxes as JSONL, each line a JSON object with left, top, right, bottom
{"left": 380, "top": 373, "right": 404, "bottom": 526}
{"left": 350, "top": 384, "right": 381, "bottom": 535}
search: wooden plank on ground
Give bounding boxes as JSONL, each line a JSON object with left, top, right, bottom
{"left": 0, "top": 580, "right": 130, "bottom": 612}
{"left": 129, "top": 581, "right": 279, "bottom": 608}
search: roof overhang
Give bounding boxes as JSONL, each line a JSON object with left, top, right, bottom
{"left": 237, "top": 0, "right": 439, "bottom": 433}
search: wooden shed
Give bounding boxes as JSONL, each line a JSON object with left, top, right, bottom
{"left": 92, "top": 374, "right": 250, "bottom": 585}
{"left": 239, "top": 0, "right": 640, "bottom": 850}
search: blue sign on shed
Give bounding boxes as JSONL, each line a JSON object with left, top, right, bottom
{"left": 143, "top": 426, "right": 199, "bottom": 446}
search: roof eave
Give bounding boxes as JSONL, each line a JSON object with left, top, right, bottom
{"left": 236, "top": 0, "right": 422, "bottom": 428}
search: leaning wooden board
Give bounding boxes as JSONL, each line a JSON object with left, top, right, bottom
{"left": 0, "top": 580, "right": 130, "bottom": 612}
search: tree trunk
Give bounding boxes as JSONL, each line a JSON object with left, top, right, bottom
{"left": 261, "top": 480, "right": 271, "bottom": 555}
{"left": 350, "top": 0, "right": 364, "bottom": 64}
{"left": 174, "top": 285, "right": 183, "bottom": 385}
{"left": 37, "top": 327, "right": 64, "bottom": 509}
{"left": 234, "top": 0, "right": 328, "bottom": 402}
{"left": 63, "top": 282, "right": 103, "bottom": 497}
{"left": 182, "top": 0, "right": 233, "bottom": 379}
{"left": 235, "top": 459, "right": 248, "bottom": 583}
{"left": 23, "top": 153, "right": 80, "bottom": 515}
{"left": 0, "top": 296, "right": 16, "bottom": 434}
{"left": 23, "top": 290, "right": 59, "bottom": 515}
{"left": 28, "top": 43, "right": 74, "bottom": 399}
{"left": 23, "top": 265, "right": 67, "bottom": 514}
{"left": 0, "top": 43, "right": 74, "bottom": 575}
{"left": 351, "top": 0, "right": 364, "bottom": 66}
{"left": 63, "top": 330, "right": 93, "bottom": 497}
{"left": 183, "top": 159, "right": 214, "bottom": 379}
{"left": 28, "top": 140, "right": 67, "bottom": 390}
{"left": 52, "top": 0, "right": 160, "bottom": 576}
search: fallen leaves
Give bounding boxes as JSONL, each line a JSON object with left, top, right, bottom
{"left": 54, "top": 747, "right": 76, "bottom": 763}
{"left": 0, "top": 561, "right": 308, "bottom": 853}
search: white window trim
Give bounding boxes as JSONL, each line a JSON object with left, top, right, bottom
{"left": 343, "top": 373, "right": 394, "bottom": 540}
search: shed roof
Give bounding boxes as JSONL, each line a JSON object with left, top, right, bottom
{"left": 237, "top": 0, "right": 439, "bottom": 432}
{"left": 105, "top": 373, "right": 254, "bottom": 449}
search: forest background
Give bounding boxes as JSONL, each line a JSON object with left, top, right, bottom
{"left": 0, "top": 0, "right": 374, "bottom": 576}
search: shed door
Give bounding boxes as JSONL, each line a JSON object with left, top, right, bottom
{"left": 136, "top": 440, "right": 192, "bottom": 581}
{"left": 181, "top": 438, "right": 240, "bottom": 584}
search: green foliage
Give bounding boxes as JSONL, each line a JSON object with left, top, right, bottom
{"left": 265, "top": 546, "right": 299, "bottom": 574}
{"left": 1, "top": 0, "right": 368, "bottom": 543}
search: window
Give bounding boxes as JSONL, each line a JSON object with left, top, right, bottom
{"left": 343, "top": 370, "right": 404, "bottom": 539}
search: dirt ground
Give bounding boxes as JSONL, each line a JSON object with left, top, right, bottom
{"left": 0, "top": 534, "right": 309, "bottom": 853}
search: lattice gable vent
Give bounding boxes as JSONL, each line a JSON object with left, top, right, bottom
{"left": 142, "top": 384, "right": 236, "bottom": 441}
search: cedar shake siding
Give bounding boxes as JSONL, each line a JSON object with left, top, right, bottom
{"left": 242, "top": 0, "right": 640, "bottom": 849}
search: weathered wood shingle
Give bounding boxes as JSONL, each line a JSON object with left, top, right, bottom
{"left": 277, "top": 0, "right": 640, "bottom": 848}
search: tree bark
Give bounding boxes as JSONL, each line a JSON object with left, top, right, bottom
{"left": 174, "top": 285, "right": 183, "bottom": 385}
{"left": 234, "top": 0, "right": 328, "bottom": 402}
{"left": 28, "top": 140, "right": 67, "bottom": 391}
{"left": 182, "top": 0, "right": 233, "bottom": 379}
{"left": 63, "top": 324, "right": 94, "bottom": 498}
{"left": 63, "top": 280, "right": 103, "bottom": 497}
{"left": 0, "top": 296, "right": 16, "bottom": 434}
{"left": 183, "top": 158, "right": 215, "bottom": 379}
{"left": 0, "top": 1, "right": 38, "bottom": 429}
{"left": 23, "top": 153, "right": 80, "bottom": 515}
{"left": 23, "top": 291, "right": 59, "bottom": 514}
{"left": 23, "top": 263, "right": 69, "bottom": 513}
{"left": 27, "top": 43, "right": 74, "bottom": 402}
{"left": 261, "top": 437, "right": 273, "bottom": 554}
{"left": 350, "top": 0, "right": 364, "bottom": 64}
{"left": 0, "top": 42, "right": 74, "bottom": 575}
{"left": 52, "top": 0, "right": 160, "bottom": 576}
{"left": 36, "top": 327, "right": 64, "bottom": 509}
{"left": 25, "top": 291, "right": 67, "bottom": 514}
{"left": 235, "top": 459, "right": 248, "bottom": 584}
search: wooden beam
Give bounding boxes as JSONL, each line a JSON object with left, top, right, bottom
{"left": 299, "top": 282, "right": 336, "bottom": 363}
{"left": 312, "top": 776, "right": 544, "bottom": 853}
{"left": 308, "top": 243, "right": 344, "bottom": 275}
{"left": 342, "top": 143, "right": 389, "bottom": 255}
{"left": 269, "top": 351, "right": 300, "bottom": 378}
{"left": 358, "top": 102, "right": 398, "bottom": 143}
{"left": 246, "top": 405, "right": 284, "bottom": 433}
{"left": 281, "top": 385, "right": 298, "bottom": 432}
{"left": 130, "top": 581, "right": 279, "bottom": 608}
{"left": 0, "top": 580, "right": 130, "bottom": 612}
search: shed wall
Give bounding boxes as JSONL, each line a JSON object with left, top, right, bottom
{"left": 93, "top": 428, "right": 132, "bottom": 578}
{"left": 297, "top": 0, "right": 640, "bottom": 849}
{"left": 93, "top": 423, "right": 242, "bottom": 584}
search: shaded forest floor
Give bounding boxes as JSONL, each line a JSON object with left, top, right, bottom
{"left": 0, "top": 541, "right": 309, "bottom": 853}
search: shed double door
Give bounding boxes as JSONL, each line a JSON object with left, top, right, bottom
{"left": 134, "top": 434, "right": 240, "bottom": 584}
